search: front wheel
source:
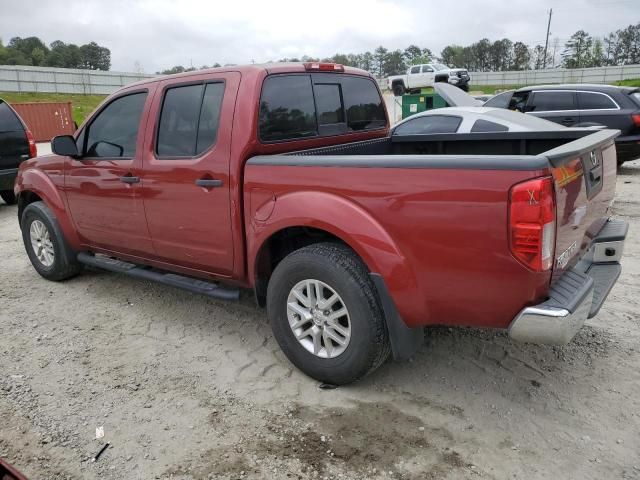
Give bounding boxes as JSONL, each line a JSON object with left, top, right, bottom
{"left": 392, "top": 84, "right": 405, "bottom": 97}
{"left": 1, "top": 191, "right": 16, "bottom": 205}
{"left": 20, "top": 201, "right": 82, "bottom": 281}
{"left": 267, "top": 243, "right": 390, "bottom": 385}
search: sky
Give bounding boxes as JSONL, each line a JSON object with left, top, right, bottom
{"left": 0, "top": 0, "right": 638, "bottom": 72}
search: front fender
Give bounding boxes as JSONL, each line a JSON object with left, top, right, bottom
{"left": 248, "top": 190, "right": 424, "bottom": 325}
{"left": 17, "top": 166, "right": 81, "bottom": 250}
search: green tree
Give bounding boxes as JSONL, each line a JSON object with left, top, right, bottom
{"left": 372, "top": 46, "right": 388, "bottom": 77}
{"left": 79, "top": 41, "right": 111, "bottom": 70}
{"left": 511, "top": 42, "right": 531, "bottom": 70}
{"left": 562, "top": 30, "right": 593, "bottom": 68}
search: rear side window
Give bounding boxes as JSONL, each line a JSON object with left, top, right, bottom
{"left": 393, "top": 115, "right": 461, "bottom": 135}
{"left": 84, "top": 92, "right": 147, "bottom": 158}
{"left": 259, "top": 74, "right": 385, "bottom": 142}
{"left": 577, "top": 92, "right": 617, "bottom": 110}
{"left": 259, "top": 75, "right": 317, "bottom": 142}
{"left": 156, "top": 82, "right": 225, "bottom": 157}
{"left": 470, "top": 119, "right": 509, "bottom": 132}
{"left": 410, "top": 66, "right": 420, "bottom": 74}
{"left": 528, "top": 91, "right": 576, "bottom": 112}
{"left": 0, "top": 102, "right": 23, "bottom": 131}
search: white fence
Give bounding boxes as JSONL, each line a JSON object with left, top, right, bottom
{"left": 468, "top": 64, "right": 640, "bottom": 86}
{"left": 2, "top": 63, "right": 639, "bottom": 95}
{"left": 0, "top": 65, "right": 155, "bottom": 94}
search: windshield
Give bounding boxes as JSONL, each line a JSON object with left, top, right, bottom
{"left": 431, "top": 64, "right": 448, "bottom": 71}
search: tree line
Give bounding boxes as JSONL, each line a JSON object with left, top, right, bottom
{"left": 0, "top": 36, "right": 111, "bottom": 70}
{"left": 274, "top": 22, "right": 640, "bottom": 77}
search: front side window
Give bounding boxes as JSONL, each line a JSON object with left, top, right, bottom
{"left": 508, "top": 91, "right": 530, "bottom": 112}
{"left": 156, "top": 82, "right": 225, "bottom": 157}
{"left": 393, "top": 115, "right": 462, "bottom": 135}
{"left": 84, "top": 92, "right": 147, "bottom": 158}
{"left": 422, "top": 65, "right": 434, "bottom": 73}
{"left": 577, "top": 91, "right": 617, "bottom": 110}
{"left": 528, "top": 91, "right": 576, "bottom": 112}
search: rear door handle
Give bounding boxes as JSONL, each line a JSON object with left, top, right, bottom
{"left": 120, "top": 175, "right": 140, "bottom": 184}
{"left": 561, "top": 118, "right": 575, "bottom": 125}
{"left": 195, "top": 178, "right": 223, "bottom": 188}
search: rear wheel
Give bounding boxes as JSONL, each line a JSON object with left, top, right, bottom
{"left": 20, "top": 201, "right": 82, "bottom": 281}
{"left": 267, "top": 243, "right": 390, "bottom": 385}
{"left": 1, "top": 191, "right": 16, "bottom": 205}
{"left": 392, "top": 84, "right": 405, "bottom": 97}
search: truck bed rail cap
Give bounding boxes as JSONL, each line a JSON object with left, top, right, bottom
{"left": 248, "top": 154, "right": 549, "bottom": 171}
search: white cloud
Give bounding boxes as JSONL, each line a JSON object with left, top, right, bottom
{"left": 0, "top": 0, "right": 638, "bottom": 72}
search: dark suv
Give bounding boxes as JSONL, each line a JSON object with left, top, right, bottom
{"left": 0, "top": 99, "right": 36, "bottom": 204}
{"left": 485, "top": 84, "right": 640, "bottom": 164}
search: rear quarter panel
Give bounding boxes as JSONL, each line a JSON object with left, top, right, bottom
{"left": 245, "top": 163, "right": 552, "bottom": 328}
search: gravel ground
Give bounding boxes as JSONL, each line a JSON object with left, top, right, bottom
{"left": 1, "top": 160, "right": 639, "bottom": 480}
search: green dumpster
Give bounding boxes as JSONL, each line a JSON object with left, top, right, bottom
{"left": 401, "top": 91, "right": 448, "bottom": 119}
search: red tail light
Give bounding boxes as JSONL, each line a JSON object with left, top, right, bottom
{"left": 631, "top": 114, "right": 640, "bottom": 128}
{"left": 26, "top": 129, "right": 37, "bottom": 158}
{"left": 509, "top": 176, "right": 556, "bottom": 272}
{"left": 303, "top": 62, "right": 344, "bottom": 72}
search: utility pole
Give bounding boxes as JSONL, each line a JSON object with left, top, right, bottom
{"left": 543, "top": 8, "right": 553, "bottom": 68}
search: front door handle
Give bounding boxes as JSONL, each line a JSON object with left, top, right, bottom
{"left": 120, "top": 175, "right": 140, "bottom": 184}
{"left": 195, "top": 178, "right": 223, "bottom": 188}
{"left": 561, "top": 118, "right": 575, "bottom": 125}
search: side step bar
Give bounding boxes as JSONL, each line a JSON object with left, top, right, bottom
{"left": 77, "top": 252, "right": 240, "bottom": 301}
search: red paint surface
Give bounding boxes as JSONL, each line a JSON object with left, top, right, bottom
{"left": 10, "top": 102, "right": 75, "bottom": 141}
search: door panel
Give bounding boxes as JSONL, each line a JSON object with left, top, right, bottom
{"left": 65, "top": 90, "right": 154, "bottom": 255}
{"left": 141, "top": 73, "right": 240, "bottom": 275}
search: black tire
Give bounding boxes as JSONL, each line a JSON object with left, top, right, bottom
{"left": 267, "top": 242, "right": 390, "bottom": 385}
{"left": 459, "top": 84, "right": 469, "bottom": 92}
{"left": 392, "top": 84, "right": 405, "bottom": 97}
{"left": 20, "top": 201, "right": 83, "bottom": 281}
{"left": 1, "top": 191, "right": 16, "bottom": 205}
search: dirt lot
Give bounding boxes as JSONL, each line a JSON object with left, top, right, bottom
{"left": 1, "top": 161, "right": 639, "bottom": 480}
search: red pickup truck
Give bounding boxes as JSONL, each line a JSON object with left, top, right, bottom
{"left": 15, "top": 63, "right": 627, "bottom": 385}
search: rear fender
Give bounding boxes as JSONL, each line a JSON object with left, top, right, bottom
{"left": 17, "top": 167, "right": 81, "bottom": 250}
{"left": 249, "top": 190, "right": 422, "bottom": 324}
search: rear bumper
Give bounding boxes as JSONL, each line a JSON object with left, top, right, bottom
{"left": 508, "top": 219, "right": 628, "bottom": 345}
{"left": 0, "top": 168, "right": 18, "bottom": 191}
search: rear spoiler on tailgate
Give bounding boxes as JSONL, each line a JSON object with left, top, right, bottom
{"left": 541, "top": 129, "right": 620, "bottom": 167}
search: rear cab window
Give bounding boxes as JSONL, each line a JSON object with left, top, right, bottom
{"left": 259, "top": 74, "right": 385, "bottom": 142}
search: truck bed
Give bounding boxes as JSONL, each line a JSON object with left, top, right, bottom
{"left": 246, "top": 129, "right": 619, "bottom": 329}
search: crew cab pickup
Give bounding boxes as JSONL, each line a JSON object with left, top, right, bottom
{"left": 388, "top": 63, "right": 470, "bottom": 96}
{"left": 15, "top": 62, "right": 627, "bottom": 385}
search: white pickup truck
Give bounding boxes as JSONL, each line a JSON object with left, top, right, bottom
{"left": 388, "top": 63, "right": 470, "bottom": 96}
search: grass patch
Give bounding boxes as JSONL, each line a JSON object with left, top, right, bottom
{"left": 0, "top": 92, "right": 106, "bottom": 126}
{"left": 613, "top": 78, "right": 640, "bottom": 88}
{"left": 469, "top": 84, "right": 523, "bottom": 94}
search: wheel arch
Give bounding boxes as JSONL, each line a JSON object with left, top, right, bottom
{"left": 248, "top": 191, "right": 420, "bottom": 322}
{"left": 16, "top": 168, "right": 81, "bottom": 249}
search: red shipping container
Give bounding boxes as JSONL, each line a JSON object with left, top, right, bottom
{"left": 9, "top": 102, "right": 75, "bottom": 142}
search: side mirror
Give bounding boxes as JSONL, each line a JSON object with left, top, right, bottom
{"left": 51, "top": 135, "right": 79, "bottom": 157}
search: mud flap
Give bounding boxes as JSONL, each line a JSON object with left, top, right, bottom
{"left": 370, "top": 273, "right": 423, "bottom": 361}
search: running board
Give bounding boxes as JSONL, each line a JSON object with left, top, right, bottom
{"left": 77, "top": 252, "right": 240, "bottom": 301}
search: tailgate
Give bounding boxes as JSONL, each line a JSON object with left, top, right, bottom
{"left": 545, "top": 129, "right": 620, "bottom": 281}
